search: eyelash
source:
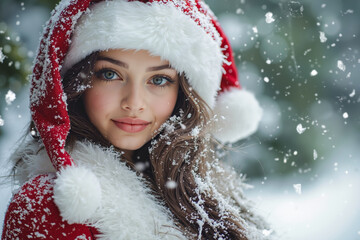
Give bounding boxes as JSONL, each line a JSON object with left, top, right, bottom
{"left": 94, "top": 68, "right": 121, "bottom": 81}
{"left": 94, "top": 68, "right": 175, "bottom": 87}
{"left": 150, "top": 75, "right": 175, "bottom": 87}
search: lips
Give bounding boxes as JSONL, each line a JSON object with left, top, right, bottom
{"left": 113, "top": 118, "right": 151, "bottom": 133}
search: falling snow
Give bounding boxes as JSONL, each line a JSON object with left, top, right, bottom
{"left": 0, "top": 1, "right": 359, "bottom": 239}
{"left": 319, "top": 31, "right": 327, "bottom": 43}
{"left": 349, "top": 90, "right": 355, "bottom": 98}
{"left": 343, "top": 9, "right": 354, "bottom": 15}
{"left": 304, "top": 49, "right": 312, "bottom": 56}
{"left": 5, "top": 90, "right": 16, "bottom": 105}
{"left": 0, "top": 48, "right": 6, "bottom": 63}
{"left": 165, "top": 180, "right": 177, "bottom": 189}
{"left": 337, "top": 60, "right": 346, "bottom": 71}
{"left": 310, "top": 70, "right": 318, "bottom": 76}
{"left": 296, "top": 124, "right": 307, "bottom": 134}
{"left": 265, "top": 12, "right": 275, "bottom": 24}
{"left": 236, "top": 8, "right": 244, "bottom": 15}
{"left": 313, "top": 149, "right": 318, "bottom": 160}
{"left": 0, "top": 116, "right": 4, "bottom": 126}
{"left": 293, "top": 184, "right": 302, "bottom": 195}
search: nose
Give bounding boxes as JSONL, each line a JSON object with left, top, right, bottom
{"left": 121, "top": 82, "right": 145, "bottom": 113}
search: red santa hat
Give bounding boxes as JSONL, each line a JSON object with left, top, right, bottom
{"left": 30, "top": 0, "right": 262, "bottom": 224}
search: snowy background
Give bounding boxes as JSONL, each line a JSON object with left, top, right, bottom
{"left": 1, "top": 0, "right": 359, "bottom": 239}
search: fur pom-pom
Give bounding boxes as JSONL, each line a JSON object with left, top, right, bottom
{"left": 212, "top": 88, "right": 263, "bottom": 143}
{"left": 53, "top": 166, "right": 102, "bottom": 224}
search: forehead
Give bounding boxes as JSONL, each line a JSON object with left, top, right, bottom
{"left": 97, "top": 49, "right": 171, "bottom": 65}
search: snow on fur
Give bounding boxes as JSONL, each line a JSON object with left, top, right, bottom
{"left": 9, "top": 140, "right": 56, "bottom": 185}
{"left": 11, "top": 140, "right": 185, "bottom": 239}
{"left": 53, "top": 165, "right": 102, "bottom": 224}
{"left": 68, "top": 141, "right": 185, "bottom": 239}
{"left": 212, "top": 88, "right": 263, "bottom": 142}
{"left": 30, "top": 0, "right": 82, "bottom": 106}
{"left": 11, "top": 139, "right": 273, "bottom": 239}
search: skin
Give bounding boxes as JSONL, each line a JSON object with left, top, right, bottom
{"left": 84, "top": 49, "right": 179, "bottom": 159}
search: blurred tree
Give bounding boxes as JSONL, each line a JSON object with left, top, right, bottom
{"left": 0, "top": 23, "right": 31, "bottom": 136}
{"left": 8, "top": 0, "right": 57, "bottom": 10}
{"left": 207, "top": 0, "right": 360, "bottom": 178}
{"left": 0, "top": 0, "right": 57, "bottom": 136}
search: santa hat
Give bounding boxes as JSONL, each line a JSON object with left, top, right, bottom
{"left": 30, "top": 0, "right": 262, "bottom": 224}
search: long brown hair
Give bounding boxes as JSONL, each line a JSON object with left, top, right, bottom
{"left": 28, "top": 52, "right": 249, "bottom": 239}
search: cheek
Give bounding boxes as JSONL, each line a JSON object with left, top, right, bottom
{"left": 151, "top": 90, "right": 178, "bottom": 122}
{"left": 84, "top": 87, "right": 115, "bottom": 120}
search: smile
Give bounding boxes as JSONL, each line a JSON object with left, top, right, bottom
{"left": 113, "top": 118, "right": 151, "bottom": 133}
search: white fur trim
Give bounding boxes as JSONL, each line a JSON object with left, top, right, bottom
{"left": 14, "top": 140, "right": 271, "bottom": 239}
{"left": 53, "top": 166, "right": 102, "bottom": 224}
{"left": 69, "top": 141, "right": 185, "bottom": 239}
{"left": 212, "top": 88, "right": 263, "bottom": 142}
{"left": 13, "top": 140, "right": 185, "bottom": 239}
{"left": 62, "top": 0, "right": 223, "bottom": 108}
{"left": 10, "top": 141, "right": 56, "bottom": 186}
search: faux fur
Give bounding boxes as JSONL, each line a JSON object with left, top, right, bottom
{"left": 13, "top": 141, "right": 185, "bottom": 240}
{"left": 212, "top": 88, "right": 263, "bottom": 142}
{"left": 62, "top": 0, "right": 223, "bottom": 108}
{"left": 10, "top": 140, "right": 56, "bottom": 186}
{"left": 53, "top": 166, "right": 102, "bottom": 224}
{"left": 11, "top": 139, "right": 274, "bottom": 239}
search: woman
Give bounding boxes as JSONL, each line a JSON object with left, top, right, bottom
{"left": 2, "top": 0, "right": 269, "bottom": 239}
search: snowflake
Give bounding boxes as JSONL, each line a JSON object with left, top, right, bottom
{"left": 5, "top": 90, "right": 16, "bottom": 105}
{"left": 310, "top": 70, "right": 318, "bottom": 76}
{"left": 0, "top": 116, "right": 4, "bottom": 126}
{"left": 165, "top": 180, "right": 177, "bottom": 189}
{"left": 0, "top": 48, "right": 6, "bottom": 63}
{"left": 349, "top": 89, "right": 355, "bottom": 98}
{"left": 296, "top": 124, "right": 306, "bottom": 134}
{"left": 265, "top": 12, "right": 275, "bottom": 23}
{"left": 313, "top": 149, "right": 318, "bottom": 160}
{"left": 319, "top": 31, "right": 327, "bottom": 43}
{"left": 337, "top": 60, "right": 346, "bottom": 71}
{"left": 293, "top": 184, "right": 302, "bottom": 195}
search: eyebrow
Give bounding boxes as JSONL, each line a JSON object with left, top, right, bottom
{"left": 96, "top": 56, "right": 174, "bottom": 72}
{"left": 97, "top": 56, "right": 128, "bottom": 69}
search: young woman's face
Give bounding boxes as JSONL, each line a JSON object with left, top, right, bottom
{"left": 84, "top": 49, "right": 179, "bottom": 156}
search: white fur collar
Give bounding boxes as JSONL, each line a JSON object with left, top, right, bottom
{"left": 13, "top": 140, "right": 186, "bottom": 240}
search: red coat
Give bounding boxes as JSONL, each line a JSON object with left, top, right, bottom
{"left": 2, "top": 141, "right": 186, "bottom": 240}
{"left": 2, "top": 174, "right": 99, "bottom": 239}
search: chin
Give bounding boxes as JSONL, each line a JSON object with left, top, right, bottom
{"left": 112, "top": 139, "right": 147, "bottom": 151}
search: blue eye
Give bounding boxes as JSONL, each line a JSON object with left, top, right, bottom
{"left": 103, "top": 70, "right": 117, "bottom": 80}
{"left": 95, "top": 69, "right": 119, "bottom": 81}
{"left": 151, "top": 76, "right": 173, "bottom": 86}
